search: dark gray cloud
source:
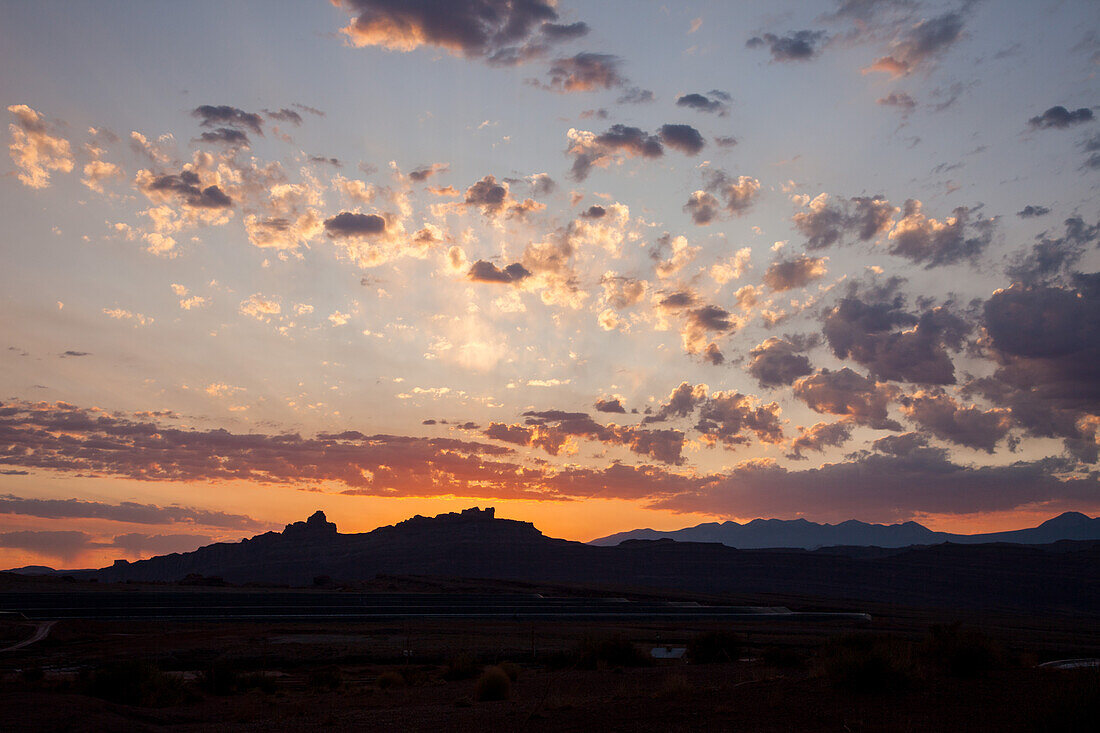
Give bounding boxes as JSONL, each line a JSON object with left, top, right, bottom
{"left": 544, "top": 53, "right": 626, "bottom": 92}
{"left": 1027, "top": 105, "right": 1094, "bottom": 130}
{"left": 1005, "top": 217, "right": 1098, "bottom": 285}
{"left": 887, "top": 200, "right": 995, "bottom": 268}
{"left": 746, "top": 30, "right": 828, "bottom": 61}
{"left": 463, "top": 175, "right": 542, "bottom": 219}
{"left": 264, "top": 108, "right": 303, "bottom": 125}
{"left": 793, "top": 367, "right": 902, "bottom": 430}
{"left": 877, "top": 92, "right": 916, "bottom": 112}
{"left": 567, "top": 124, "right": 664, "bottom": 180}
{"left": 787, "top": 420, "right": 853, "bottom": 459}
{"left": 1083, "top": 133, "right": 1100, "bottom": 170}
{"left": 972, "top": 275, "right": 1100, "bottom": 461}
{"left": 747, "top": 337, "right": 814, "bottom": 388}
{"left": 191, "top": 105, "right": 263, "bottom": 134}
{"left": 898, "top": 389, "right": 1012, "bottom": 453}
{"left": 683, "top": 191, "right": 720, "bottom": 225}
{"left": 866, "top": 10, "right": 966, "bottom": 76}
{"left": 337, "top": 0, "right": 575, "bottom": 66}
{"left": 694, "top": 392, "right": 784, "bottom": 447}
{"left": 579, "top": 204, "right": 605, "bottom": 218}
{"left": 675, "top": 90, "right": 731, "bottom": 115}
{"left": 700, "top": 170, "right": 761, "bottom": 216}
{"left": 486, "top": 410, "right": 687, "bottom": 464}
{"left": 658, "top": 124, "right": 705, "bottom": 155}
{"left": 822, "top": 284, "right": 970, "bottom": 385}
{"left": 144, "top": 170, "right": 232, "bottom": 209}
{"left": 1017, "top": 205, "right": 1050, "bottom": 219}
{"left": 714, "top": 135, "right": 738, "bottom": 148}
{"left": 0, "top": 494, "right": 272, "bottom": 530}
{"left": 60, "top": 350, "right": 90, "bottom": 358}
{"left": 197, "top": 128, "right": 250, "bottom": 147}
{"left": 654, "top": 449, "right": 1098, "bottom": 522}
{"left": 409, "top": 163, "right": 449, "bottom": 181}
{"left": 594, "top": 397, "right": 626, "bottom": 413}
{"left": 617, "top": 87, "right": 655, "bottom": 104}
{"left": 762, "top": 254, "right": 828, "bottom": 291}
{"left": 0, "top": 529, "right": 96, "bottom": 560}
{"left": 323, "top": 211, "right": 386, "bottom": 237}
{"left": 467, "top": 260, "right": 531, "bottom": 284}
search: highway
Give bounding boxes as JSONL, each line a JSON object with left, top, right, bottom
{"left": 0, "top": 591, "right": 870, "bottom": 622}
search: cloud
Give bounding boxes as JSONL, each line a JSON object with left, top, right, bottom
{"left": 565, "top": 124, "right": 663, "bottom": 180}
{"left": 822, "top": 286, "right": 971, "bottom": 384}
{"left": 887, "top": 199, "right": 994, "bottom": 268}
{"left": 239, "top": 293, "right": 281, "bottom": 320}
{"left": 793, "top": 367, "right": 902, "bottom": 430}
{"left": 877, "top": 92, "right": 917, "bottom": 112}
{"left": 705, "top": 171, "right": 761, "bottom": 216}
{"left": 694, "top": 391, "right": 784, "bottom": 447}
{"left": 191, "top": 105, "right": 263, "bottom": 134}
{"left": 594, "top": 397, "right": 626, "bottom": 413}
{"left": 335, "top": 0, "right": 580, "bottom": 67}
{"left": 408, "top": 162, "right": 449, "bottom": 181}
{"left": 197, "top": 128, "right": 251, "bottom": 147}
{"left": 264, "top": 108, "right": 304, "bottom": 125}
{"left": 1027, "top": 106, "right": 1094, "bottom": 130}
{"left": 683, "top": 191, "right": 721, "bottom": 225}
{"left": 654, "top": 449, "right": 1099, "bottom": 522}
{"left": 658, "top": 124, "right": 706, "bottom": 155}
{"left": 138, "top": 169, "right": 233, "bottom": 209}
{"left": 762, "top": 254, "right": 828, "bottom": 291}
{"left": 0, "top": 495, "right": 272, "bottom": 531}
{"left": 1005, "top": 217, "right": 1098, "bottom": 285}
{"left": 898, "top": 390, "right": 1012, "bottom": 453}
{"left": 544, "top": 53, "right": 626, "bottom": 91}
{"left": 323, "top": 211, "right": 386, "bottom": 236}
{"left": 1017, "top": 205, "right": 1050, "bottom": 219}
{"left": 862, "top": 11, "right": 966, "bottom": 77}
{"left": 792, "top": 193, "right": 895, "bottom": 250}
{"left": 0, "top": 530, "right": 95, "bottom": 561}
{"left": 463, "top": 174, "right": 544, "bottom": 219}
{"left": 467, "top": 260, "right": 531, "bottom": 284}
{"left": 486, "top": 410, "right": 687, "bottom": 464}
{"left": 746, "top": 30, "right": 828, "bottom": 61}
{"left": 675, "top": 91, "right": 731, "bottom": 115}
{"left": 747, "top": 337, "right": 815, "bottom": 387}
{"left": 971, "top": 275, "right": 1100, "bottom": 461}
{"left": 7, "top": 105, "right": 74, "bottom": 189}
{"left": 787, "top": 419, "right": 854, "bottom": 459}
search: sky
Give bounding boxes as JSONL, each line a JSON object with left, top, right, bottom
{"left": 1, "top": 0, "right": 1098, "bottom": 569}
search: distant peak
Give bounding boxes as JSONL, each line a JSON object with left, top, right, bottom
{"left": 1040, "top": 511, "right": 1093, "bottom": 527}
{"left": 283, "top": 510, "right": 338, "bottom": 538}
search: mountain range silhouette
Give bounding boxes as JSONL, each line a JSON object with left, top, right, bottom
{"left": 11, "top": 507, "right": 1096, "bottom": 613}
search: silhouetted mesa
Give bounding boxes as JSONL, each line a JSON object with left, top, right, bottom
{"left": 59, "top": 508, "right": 1100, "bottom": 613}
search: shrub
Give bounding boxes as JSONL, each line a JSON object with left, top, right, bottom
{"left": 498, "top": 661, "right": 521, "bottom": 681}
{"left": 443, "top": 654, "right": 479, "bottom": 681}
{"left": 307, "top": 666, "right": 343, "bottom": 690}
{"left": 576, "top": 634, "right": 650, "bottom": 669}
{"left": 818, "top": 634, "right": 914, "bottom": 693}
{"left": 762, "top": 645, "right": 804, "bottom": 669}
{"left": 475, "top": 666, "right": 511, "bottom": 701}
{"left": 922, "top": 624, "right": 1003, "bottom": 678}
{"left": 85, "top": 661, "right": 191, "bottom": 707}
{"left": 687, "top": 631, "right": 742, "bottom": 664}
{"left": 376, "top": 670, "right": 405, "bottom": 689}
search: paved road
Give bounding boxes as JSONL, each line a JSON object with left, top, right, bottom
{"left": 0, "top": 620, "right": 56, "bottom": 652}
{"left": 0, "top": 591, "right": 869, "bottom": 622}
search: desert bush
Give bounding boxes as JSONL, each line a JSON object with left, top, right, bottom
{"left": 762, "top": 645, "right": 805, "bottom": 669}
{"left": 307, "top": 666, "right": 343, "bottom": 690}
{"left": 498, "top": 661, "right": 521, "bottom": 681}
{"left": 85, "top": 661, "right": 192, "bottom": 707}
{"left": 475, "top": 665, "right": 511, "bottom": 701}
{"left": 576, "top": 633, "right": 650, "bottom": 669}
{"left": 443, "top": 654, "right": 479, "bottom": 681}
{"left": 818, "top": 634, "right": 915, "bottom": 693}
{"left": 687, "top": 630, "right": 742, "bottom": 664}
{"left": 376, "top": 670, "right": 405, "bottom": 689}
{"left": 922, "top": 623, "right": 1003, "bottom": 678}
{"left": 198, "top": 663, "right": 275, "bottom": 695}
